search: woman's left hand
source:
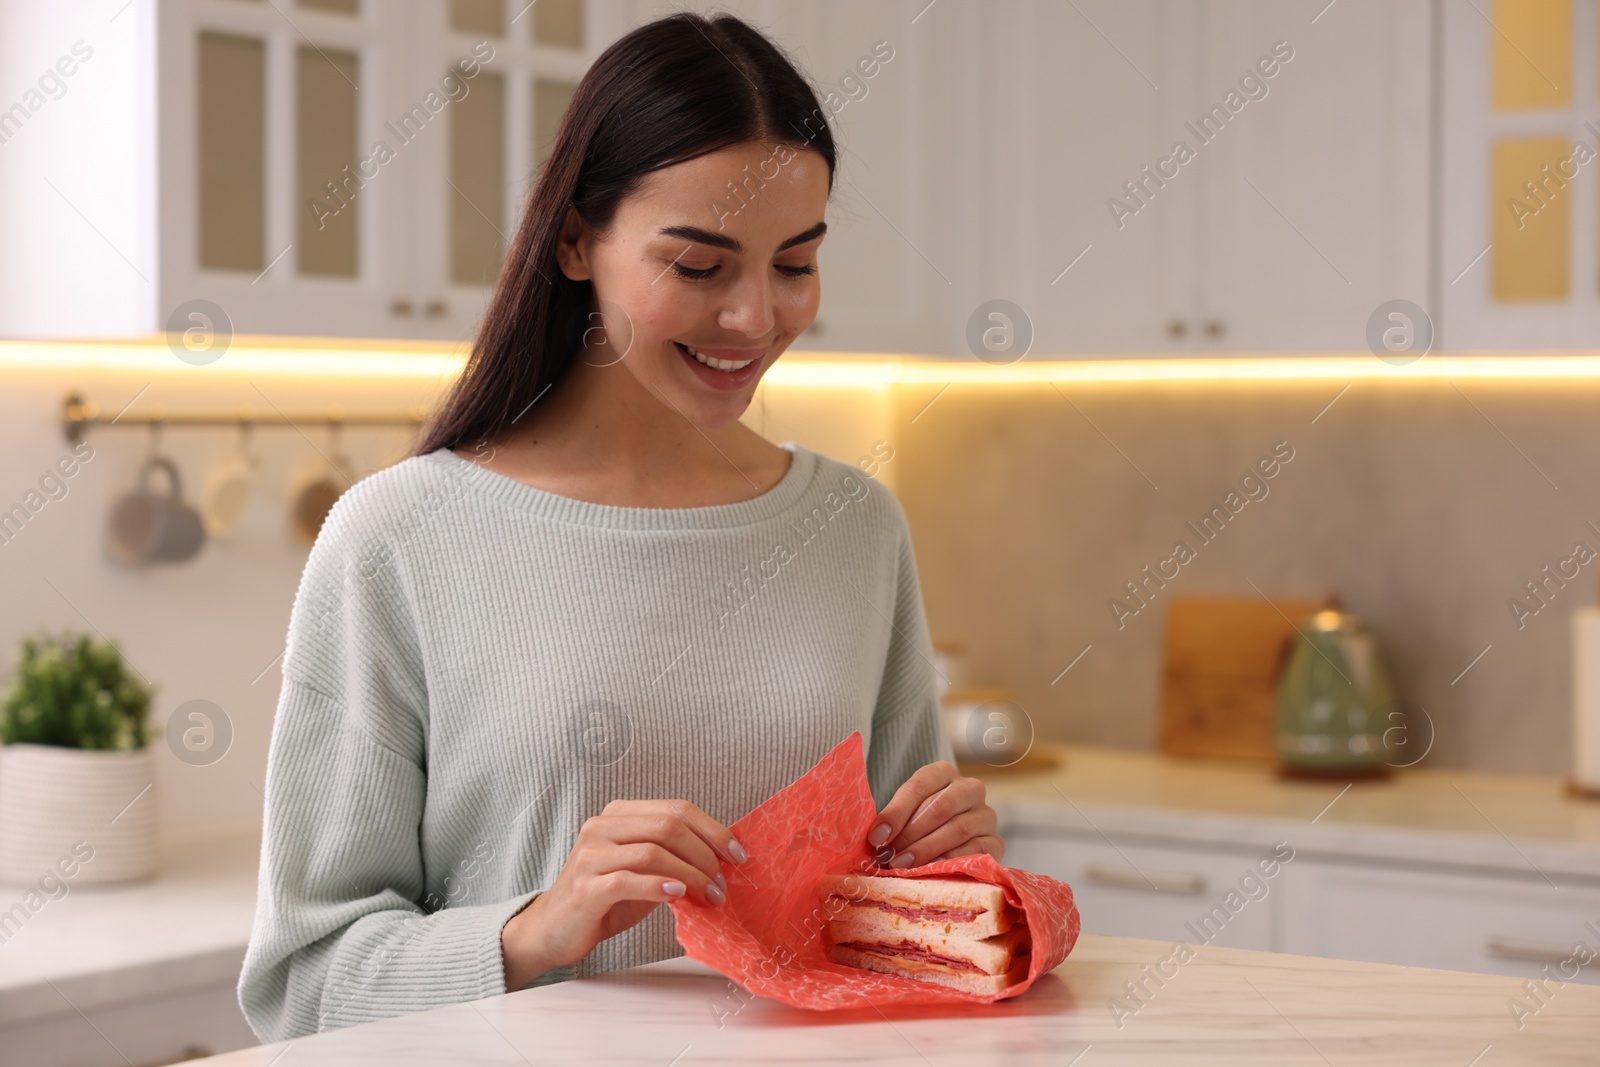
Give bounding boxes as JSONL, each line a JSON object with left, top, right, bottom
{"left": 867, "top": 761, "right": 1004, "bottom": 868}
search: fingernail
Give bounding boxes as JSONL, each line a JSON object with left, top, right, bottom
{"left": 714, "top": 873, "right": 728, "bottom": 893}
{"left": 890, "top": 851, "right": 916, "bottom": 869}
{"left": 705, "top": 881, "right": 727, "bottom": 906}
{"left": 663, "top": 880, "right": 687, "bottom": 898}
{"left": 868, "top": 823, "right": 892, "bottom": 847}
{"left": 728, "top": 839, "right": 749, "bottom": 863}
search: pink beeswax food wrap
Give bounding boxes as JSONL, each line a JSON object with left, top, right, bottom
{"left": 668, "top": 732, "right": 1081, "bottom": 1009}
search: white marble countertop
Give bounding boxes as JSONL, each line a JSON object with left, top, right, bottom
{"left": 189, "top": 936, "right": 1600, "bottom": 1065}
{"left": 982, "top": 743, "right": 1600, "bottom": 881}
{"left": 0, "top": 830, "right": 259, "bottom": 1028}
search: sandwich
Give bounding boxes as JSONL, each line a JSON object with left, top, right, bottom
{"left": 819, "top": 873, "right": 1030, "bottom": 994}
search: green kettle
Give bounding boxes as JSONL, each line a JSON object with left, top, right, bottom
{"left": 1274, "top": 610, "right": 1394, "bottom": 777}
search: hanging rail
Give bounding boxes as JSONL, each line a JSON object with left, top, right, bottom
{"left": 61, "top": 392, "right": 431, "bottom": 445}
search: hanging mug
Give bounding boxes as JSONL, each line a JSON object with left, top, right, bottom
{"left": 108, "top": 456, "right": 206, "bottom": 566}
{"left": 202, "top": 424, "right": 260, "bottom": 539}
{"left": 288, "top": 438, "right": 356, "bottom": 547}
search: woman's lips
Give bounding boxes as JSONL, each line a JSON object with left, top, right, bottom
{"left": 675, "top": 341, "right": 768, "bottom": 391}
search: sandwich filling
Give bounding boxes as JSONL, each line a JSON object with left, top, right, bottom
{"left": 834, "top": 939, "right": 986, "bottom": 974}
{"left": 842, "top": 899, "right": 981, "bottom": 924}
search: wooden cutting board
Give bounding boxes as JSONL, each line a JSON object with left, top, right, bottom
{"left": 1158, "top": 595, "right": 1334, "bottom": 761}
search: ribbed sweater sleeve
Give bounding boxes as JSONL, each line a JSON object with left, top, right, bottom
{"left": 238, "top": 497, "right": 536, "bottom": 1040}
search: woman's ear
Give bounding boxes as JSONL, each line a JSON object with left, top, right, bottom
{"left": 555, "top": 206, "right": 593, "bottom": 281}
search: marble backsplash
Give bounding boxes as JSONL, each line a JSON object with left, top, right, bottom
{"left": 891, "top": 376, "right": 1600, "bottom": 777}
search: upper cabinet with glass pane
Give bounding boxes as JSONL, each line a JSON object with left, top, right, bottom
{"left": 412, "top": 0, "right": 596, "bottom": 335}
{"left": 0, "top": 0, "right": 621, "bottom": 340}
{"left": 1440, "top": 0, "right": 1600, "bottom": 347}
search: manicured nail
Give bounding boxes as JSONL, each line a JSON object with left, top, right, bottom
{"left": 728, "top": 839, "right": 749, "bottom": 863}
{"left": 663, "top": 880, "right": 687, "bottom": 898}
{"left": 714, "top": 873, "right": 727, "bottom": 893}
{"left": 868, "top": 823, "right": 892, "bottom": 847}
{"left": 705, "top": 881, "right": 727, "bottom": 906}
{"left": 890, "top": 851, "right": 916, "bottom": 869}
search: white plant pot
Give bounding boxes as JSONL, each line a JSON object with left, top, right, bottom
{"left": 0, "top": 744, "right": 156, "bottom": 885}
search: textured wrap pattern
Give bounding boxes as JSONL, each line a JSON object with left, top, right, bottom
{"left": 670, "top": 733, "right": 1081, "bottom": 1009}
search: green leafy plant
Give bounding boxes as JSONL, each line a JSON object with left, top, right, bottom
{"left": 1, "top": 631, "right": 153, "bottom": 750}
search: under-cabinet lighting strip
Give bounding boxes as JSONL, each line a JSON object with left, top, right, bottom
{"left": 768, "top": 354, "right": 1600, "bottom": 386}
{"left": 10, "top": 340, "right": 1600, "bottom": 385}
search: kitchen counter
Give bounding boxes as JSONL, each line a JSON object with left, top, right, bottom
{"left": 189, "top": 936, "right": 1600, "bottom": 1065}
{"left": 0, "top": 830, "right": 259, "bottom": 1032}
{"left": 980, "top": 743, "right": 1600, "bottom": 881}
{"left": 9, "top": 744, "right": 1599, "bottom": 1062}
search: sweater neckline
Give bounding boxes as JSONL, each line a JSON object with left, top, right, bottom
{"left": 426, "top": 441, "right": 819, "bottom": 530}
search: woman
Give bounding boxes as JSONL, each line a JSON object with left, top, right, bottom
{"left": 239, "top": 12, "right": 1001, "bottom": 1040}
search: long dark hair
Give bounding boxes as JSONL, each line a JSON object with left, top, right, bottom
{"left": 410, "top": 13, "right": 837, "bottom": 458}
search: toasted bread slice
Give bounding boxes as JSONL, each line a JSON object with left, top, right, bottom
{"left": 820, "top": 873, "right": 1014, "bottom": 939}
{"left": 824, "top": 941, "right": 1030, "bottom": 995}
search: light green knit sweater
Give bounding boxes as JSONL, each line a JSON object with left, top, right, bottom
{"left": 237, "top": 443, "right": 954, "bottom": 1040}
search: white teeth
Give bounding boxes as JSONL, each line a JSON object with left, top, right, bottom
{"left": 683, "top": 344, "right": 754, "bottom": 372}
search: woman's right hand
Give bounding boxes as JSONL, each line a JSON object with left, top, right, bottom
{"left": 500, "top": 799, "right": 747, "bottom": 989}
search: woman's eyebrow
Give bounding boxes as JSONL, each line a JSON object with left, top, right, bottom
{"left": 657, "top": 221, "right": 827, "bottom": 254}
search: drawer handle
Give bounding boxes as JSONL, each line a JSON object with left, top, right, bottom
{"left": 1485, "top": 937, "right": 1577, "bottom": 965}
{"left": 1083, "top": 865, "right": 1206, "bottom": 895}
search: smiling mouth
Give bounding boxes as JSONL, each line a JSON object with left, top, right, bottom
{"left": 674, "top": 341, "right": 763, "bottom": 372}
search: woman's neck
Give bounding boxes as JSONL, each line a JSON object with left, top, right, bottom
{"left": 458, "top": 358, "right": 791, "bottom": 508}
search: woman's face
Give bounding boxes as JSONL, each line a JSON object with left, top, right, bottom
{"left": 557, "top": 141, "right": 830, "bottom": 430}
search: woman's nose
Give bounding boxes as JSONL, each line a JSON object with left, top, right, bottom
{"left": 717, "top": 270, "right": 776, "bottom": 338}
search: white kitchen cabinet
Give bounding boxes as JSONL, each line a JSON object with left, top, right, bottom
{"left": 5, "top": 975, "right": 256, "bottom": 1067}
{"left": 656, "top": 0, "right": 1204, "bottom": 357}
{"left": 770, "top": 0, "right": 987, "bottom": 356}
{"left": 986, "top": 744, "right": 1600, "bottom": 987}
{"left": 768, "top": 0, "right": 1433, "bottom": 356}
{"left": 394, "top": 0, "right": 604, "bottom": 341}
{"left": 700, "top": 0, "right": 1432, "bottom": 356}
{"left": 990, "top": 0, "right": 1431, "bottom": 355}
{"left": 1438, "top": 0, "right": 1600, "bottom": 349}
{"left": 1194, "top": 0, "right": 1432, "bottom": 352}
{"left": 0, "top": 0, "right": 622, "bottom": 342}
{"left": 1280, "top": 858, "right": 1600, "bottom": 986}
{"left": 998, "top": 805, "right": 1600, "bottom": 982}
{"left": 155, "top": 0, "right": 406, "bottom": 339}
{"left": 988, "top": 0, "right": 1200, "bottom": 356}
{"left": 1004, "top": 828, "right": 1277, "bottom": 950}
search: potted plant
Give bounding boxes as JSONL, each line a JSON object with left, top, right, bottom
{"left": 0, "top": 631, "right": 157, "bottom": 884}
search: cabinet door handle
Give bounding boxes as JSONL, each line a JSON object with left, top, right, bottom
{"left": 1202, "top": 319, "right": 1225, "bottom": 339}
{"left": 1166, "top": 319, "right": 1188, "bottom": 339}
{"left": 1083, "top": 864, "right": 1206, "bottom": 895}
{"left": 1485, "top": 937, "right": 1577, "bottom": 965}
{"left": 390, "top": 298, "right": 415, "bottom": 317}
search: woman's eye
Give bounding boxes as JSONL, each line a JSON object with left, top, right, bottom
{"left": 668, "top": 261, "right": 816, "bottom": 280}
{"left": 670, "top": 262, "right": 719, "bottom": 280}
